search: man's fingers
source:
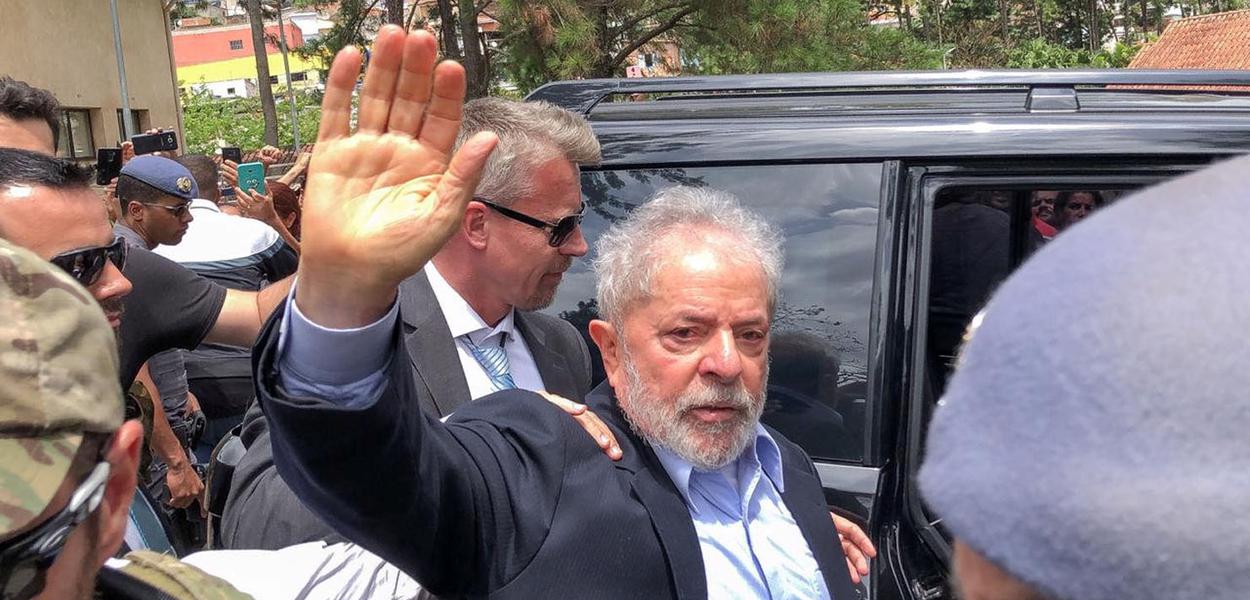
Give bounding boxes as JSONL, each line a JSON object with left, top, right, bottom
{"left": 540, "top": 390, "right": 586, "bottom": 415}
{"left": 831, "top": 512, "right": 878, "bottom": 558}
{"left": 416, "top": 61, "right": 467, "bottom": 154}
{"left": 845, "top": 558, "right": 862, "bottom": 585}
{"left": 431, "top": 131, "right": 498, "bottom": 219}
{"left": 317, "top": 46, "right": 364, "bottom": 142}
{"left": 357, "top": 25, "right": 407, "bottom": 134}
{"left": 387, "top": 30, "right": 440, "bottom": 136}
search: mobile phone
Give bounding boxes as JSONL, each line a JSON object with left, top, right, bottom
{"left": 131, "top": 130, "right": 179, "bottom": 155}
{"left": 237, "top": 162, "right": 267, "bottom": 195}
{"left": 221, "top": 146, "right": 242, "bottom": 164}
{"left": 95, "top": 148, "right": 122, "bottom": 186}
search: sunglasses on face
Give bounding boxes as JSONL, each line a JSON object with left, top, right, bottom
{"left": 0, "top": 462, "right": 109, "bottom": 600}
{"left": 48, "top": 237, "right": 127, "bottom": 287}
{"left": 138, "top": 201, "right": 191, "bottom": 218}
{"left": 474, "top": 197, "right": 585, "bottom": 248}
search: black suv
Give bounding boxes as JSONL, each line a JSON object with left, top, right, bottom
{"left": 528, "top": 70, "right": 1250, "bottom": 600}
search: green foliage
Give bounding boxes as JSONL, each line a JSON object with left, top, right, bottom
{"left": 180, "top": 87, "right": 322, "bottom": 154}
{"left": 1006, "top": 38, "right": 1142, "bottom": 68}
{"left": 294, "top": 0, "right": 383, "bottom": 76}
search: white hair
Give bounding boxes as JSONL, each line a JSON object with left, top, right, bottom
{"left": 593, "top": 186, "right": 784, "bottom": 324}
{"left": 454, "top": 97, "right": 600, "bottom": 206}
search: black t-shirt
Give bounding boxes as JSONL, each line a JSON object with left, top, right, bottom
{"left": 117, "top": 248, "right": 227, "bottom": 388}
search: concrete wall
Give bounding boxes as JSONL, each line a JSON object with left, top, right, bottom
{"left": 0, "top": 0, "right": 183, "bottom": 158}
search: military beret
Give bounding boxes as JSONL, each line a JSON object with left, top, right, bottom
{"left": 120, "top": 155, "right": 198, "bottom": 201}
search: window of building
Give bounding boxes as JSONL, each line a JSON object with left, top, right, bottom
{"left": 229, "top": 39, "right": 244, "bottom": 50}
{"left": 56, "top": 109, "right": 94, "bottom": 160}
{"left": 291, "top": 71, "right": 307, "bottom": 82}
{"left": 557, "top": 163, "right": 884, "bottom": 463}
{"left": 115, "top": 109, "right": 148, "bottom": 140}
{"left": 226, "top": 87, "right": 236, "bottom": 95}
{"left": 269, "top": 75, "right": 280, "bottom": 84}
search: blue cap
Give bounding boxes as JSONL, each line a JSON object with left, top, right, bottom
{"left": 119, "top": 155, "right": 198, "bottom": 201}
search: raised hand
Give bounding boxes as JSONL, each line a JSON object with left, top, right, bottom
{"left": 296, "top": 26, "right": 497, "bottom": 328}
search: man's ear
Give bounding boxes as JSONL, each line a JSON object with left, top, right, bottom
{"left": 463, "top": 201, "right": 489, "bottom": 250}
{"left": 124, "top": 200, "right": 143, "bottom": 222}
{"left": 589, "top": 319, "right": 623, "bottom": 389}
{"left": 94, "top": 419, "right": 142, "bottom": 564}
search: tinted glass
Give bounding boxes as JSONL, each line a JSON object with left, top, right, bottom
{"left": 551, "top": 163, "right": 883, "bottom": 462}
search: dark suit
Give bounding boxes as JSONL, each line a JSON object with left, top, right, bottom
{"left": 220, "top": 272, "right": 592, "bottom": 549}
{"left": 256, "top": 303, "right": 858, "bottom": 599}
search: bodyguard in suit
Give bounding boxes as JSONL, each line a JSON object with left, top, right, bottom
{"left": 220, "top": 89, "right": 606, "bottom": 548}
{"left": 256, "top": 27, "right": 860, "bottom": 598}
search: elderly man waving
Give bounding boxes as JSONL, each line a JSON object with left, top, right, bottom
{"left": 258, "top": 25, "right": 863, "bottom": 599}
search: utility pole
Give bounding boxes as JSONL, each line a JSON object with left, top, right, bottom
{"left": 110, "top": 0, "right": 134, "bottom": 140}
{"left": 275, "top": 2, "right": 300, "bottom": 151}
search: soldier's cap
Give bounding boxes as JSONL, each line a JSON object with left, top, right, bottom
{"left": 0, "top": 239, "right": 121, "bottom": 539}
{"left": 119, "top": 155, "right": 198, "bottom": 202}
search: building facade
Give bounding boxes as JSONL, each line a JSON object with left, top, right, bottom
{"left": 172, "top": 22, "right": 321, "bottom": 99}
{"left": 0, "top": 0, "right": 184, "bottom": 162}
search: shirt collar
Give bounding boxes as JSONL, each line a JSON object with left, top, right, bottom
{"left": 424, "top": 262, "right": 517, "bottom": 342}
{"left": 190, "top": 198, "right": 220, "bottom": 212}
{"left": 652, "top": 423, "right": 785, "bottom": 510}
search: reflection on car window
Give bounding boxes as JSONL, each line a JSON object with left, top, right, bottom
{"left": 926, "top": 188, "right": 1120, "bottom": 398}
{"left": 552, "top": 163, "right": 884, "bottom": 463}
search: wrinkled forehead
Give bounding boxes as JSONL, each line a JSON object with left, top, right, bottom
{"left": 0, "top": 185, "right": 112, "bottom": 258}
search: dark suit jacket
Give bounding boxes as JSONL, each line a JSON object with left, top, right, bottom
{"left": 256, "top": 302, "right": 858, "bottom": 599}
{"left": 220, "top": 272, "right": 592, "bottom": 549}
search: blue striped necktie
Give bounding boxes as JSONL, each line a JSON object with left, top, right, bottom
{"left": 462, "top": 333, "right": 516, "bottom": 392}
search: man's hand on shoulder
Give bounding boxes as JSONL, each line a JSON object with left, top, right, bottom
{"left": 539, "top": 391, "right": 622, "bottom": 461}
{"left": 295, "top": 25, "right": 497, "bottom": 329}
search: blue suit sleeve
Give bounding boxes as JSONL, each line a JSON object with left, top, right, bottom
{"left": 276, "top": 283, "right": 397, "bottom": 409}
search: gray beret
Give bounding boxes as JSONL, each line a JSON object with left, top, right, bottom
{"left": 918, "top": 155, "right": 1250, "bottom": 600}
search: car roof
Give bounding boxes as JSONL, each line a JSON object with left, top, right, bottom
{"left": 526, "top": 70, "right": 1250, "bottom": 164}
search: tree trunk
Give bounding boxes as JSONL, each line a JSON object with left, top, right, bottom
{"left": 1088, "top": 0, "right": 1100, "bottom": 51}
{"left": 1033, "top": 0, "right": 1044, "bottom": 39}
{"left": 385, "top": 0, "right": 404, "bottom": 25}
{"left": 458, "top": 0, "right": 487, "bottom": 98}
{"left": 999, "top": 0, "right": 1010, "bottom": 40}
{"left": 436, "top": 0, "right": 461, "bottom": 59}
{"left": 245, "top": 0, "right": 278, "bottom": 146}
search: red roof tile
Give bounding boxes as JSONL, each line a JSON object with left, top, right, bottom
{"left": 1130, "top": 9, "right": 1250, "bottom": 70}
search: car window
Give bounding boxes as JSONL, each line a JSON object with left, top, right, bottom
{"left": 551, "top": 163, "right": 884, "bottom": 463}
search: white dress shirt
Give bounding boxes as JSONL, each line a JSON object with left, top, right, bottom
{"left": 424, "top": 263, "right": 544, "bottom": 399}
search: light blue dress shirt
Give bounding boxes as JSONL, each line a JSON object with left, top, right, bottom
{"left": 277, "top": 285, "right": 833, "bottom": 599}
{"left": 652, "top": 432, "right": 832, "bottom": 600}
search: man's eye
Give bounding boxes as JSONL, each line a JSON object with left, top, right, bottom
{"left": 740, "top": 330, "right": 766, "bottom": 342}
{"left": 669, "top": 328, "right": 695, "bottom": 340}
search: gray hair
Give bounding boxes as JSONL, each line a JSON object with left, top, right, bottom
{"left": 454, "top": 97, "right": 600, "bottom": 206}
{"left": 593, "top": 186, "right": 784, "bottom": 325}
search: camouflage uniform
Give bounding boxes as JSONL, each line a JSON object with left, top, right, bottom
{"left": 0, "top": 239, "right": 250, "bottom": 600}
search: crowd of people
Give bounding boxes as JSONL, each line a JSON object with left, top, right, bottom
{"left": 2, "top": 23, "right": 1248, "bottom": 600}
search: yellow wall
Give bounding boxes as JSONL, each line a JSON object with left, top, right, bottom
{"left": 177, "top": 53, "right": 321, "bottom": 89}
{"left": 0, "top": 0, "right": 182, "bottom": 156}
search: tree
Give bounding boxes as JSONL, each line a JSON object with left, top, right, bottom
{"left": 180, "top": 88, "right": 322, "bottom": 154}
{"left": 459, "top": 0, "right": 489, "bottom": 98}
{"left": 294, "top": 0, "right": 384, "bottom": 76}
{"left": 245, "top": 0, "right": 279, "bottom": 146}
{"left": 385, "top": 0, "right": 404, "bottom": 24}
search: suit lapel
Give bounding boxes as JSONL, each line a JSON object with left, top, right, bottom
{"left": 398, "top": 272, "right": 472, "bottom": 417}
{"left": 514, "top": 313, "right": 579, "bottom": 399}
{"left": 779, "top": 462, "right": 859, "bottom": 600}
{"left": 629, "top": 461, "right": 708, "bottom": 600}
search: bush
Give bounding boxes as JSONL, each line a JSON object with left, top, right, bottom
{"left": 180, "top": 86, "right": 322, "bottom": 155}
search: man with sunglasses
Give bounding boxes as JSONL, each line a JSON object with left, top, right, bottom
{"left": 0, "top": 239, "right": 249, "bottom": 600}
{"left": 112, "top": 155, "right": 197, "bottom": 251}
{"left": 220, "top": 95, "right": 608, "bottom": 550}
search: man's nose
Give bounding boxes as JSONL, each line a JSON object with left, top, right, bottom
{"left": 560, "top": 225, "right": 589, "bottom": 257}
{"left": 698, "top": 329, "right": 743, "bottom": 383}
{"left": 93, "top": 261, "right": 133, "bottom": 301}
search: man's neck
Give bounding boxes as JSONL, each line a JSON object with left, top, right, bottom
{"left": 117, "top": 220, "right": 156, "bottom": 250}
{"left": 430, "top": 255, "right": 512, "bottom": 327}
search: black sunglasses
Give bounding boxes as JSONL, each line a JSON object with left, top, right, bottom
{"left": 49, "top": 237, "right": 127, "bottom": 288}
{"left": 0, "top": 462, "right": 109, "bottom": 600}
{"left": 474, "top": 197, "right": 584, "bottom": 248}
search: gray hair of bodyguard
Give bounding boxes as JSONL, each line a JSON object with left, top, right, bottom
{"left": 593, "top": 186, "right": 784, "bottom": 325}
{"left": 454, "top": 97, "right": 601, "bottom": 206}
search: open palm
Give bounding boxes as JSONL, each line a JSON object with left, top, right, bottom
{"left": 297, "top": 27, "right": 496, "bottom": 327}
